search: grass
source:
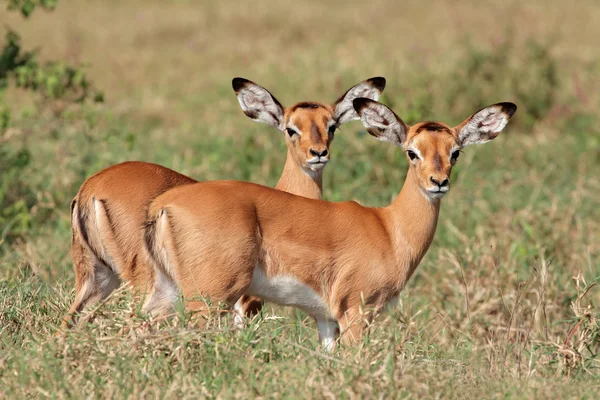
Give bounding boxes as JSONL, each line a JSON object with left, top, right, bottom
{"left": 1, "top": 0, "right": 600, "bottom": 398}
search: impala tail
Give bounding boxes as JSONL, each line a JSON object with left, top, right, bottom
{"left": 83, "top": 196, "right": 127, "bottom": 270}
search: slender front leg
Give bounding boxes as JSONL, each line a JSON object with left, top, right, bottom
{"left": 232, "top": 295, "right": 263, "bottom": 329}
{"left": 61, "top": 252, "right": 120, "bottom": 330}
{"left": 316, "top": 319, "right": 339, "bottom": 352}
{"left": 141, "top": 265, "right": 179, "bottom": 318}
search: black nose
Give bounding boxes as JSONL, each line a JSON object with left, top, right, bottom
{"left": 430, "top": 176, "right": 449, "bottom": 187}
{"left": 310, "top": 148, "right": 328, "bottom": 157}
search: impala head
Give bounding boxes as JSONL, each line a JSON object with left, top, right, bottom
{"left": 233, "top": 77, "right": 386, "bottom": 173}
{"left": 353, "top": 98, "right": 517, "bottom": 200}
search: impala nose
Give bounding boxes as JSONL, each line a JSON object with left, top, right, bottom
{"left": 309, "top": 148, "right": 328, "bottom": 158}
{"left": 430, "top": 176, "right": 449, "bottom": 187}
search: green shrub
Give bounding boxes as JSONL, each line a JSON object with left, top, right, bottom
{"left": 0, "top": 0, "right": 102, "bottom": 249}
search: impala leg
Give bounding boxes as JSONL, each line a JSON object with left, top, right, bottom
{"left": 316, "top": 319, "right": 339, "bottom": 352}
{"left": 184, "top": 298, "right": 240, "bottom": 330}
{"left": 232, "top": 295, "right": 264, "bottom": 329}
{"left": 62, "top": 241, "right": 120, "bottom": 330}
{"left": 141, "top": 264, "right": 179, "bottom": 318}
{"left": 232, "top": 298, "right": 245, "bottom": 329}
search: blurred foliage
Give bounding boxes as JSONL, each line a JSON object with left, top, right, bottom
{"left": 0, "top": 31, "right": 32, "bottom": 90}
{"left": 0, "top": 0, "right": 103, "bottom": 110}
{"left": 0, "top": 0, "right": 103, "bottom": 250}
{"left": 388, "top": 34, "right": 562, "bottom": 130}
{"left": 6, "top": 0, "right": 57, "bottom": 17}
{"left": 0, "top": 147, "right": 32, "bottom": 244}
{"left": 448, "top": 37, "right": 559, "bottom": 129}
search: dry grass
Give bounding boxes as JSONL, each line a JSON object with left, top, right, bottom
{"left": 1, "top": 0, "right": 599, "bottom": 398}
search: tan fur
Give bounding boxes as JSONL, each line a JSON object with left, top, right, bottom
{"left": 143, "top": 99, "right": 516, "bottom": 348}
{"left": 231, "top": 77, "right": 386, "bottom": 319}
{"left": 235, "top": 105, "right": 336, "bottom": 315}
{"left": 61, "top": 77, "right": 386, "bottom": 329}
{"left": 61, "top": 162, "right": 195, "bottom": 329}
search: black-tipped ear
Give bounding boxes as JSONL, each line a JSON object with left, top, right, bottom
{"left": 353, "top": 98, "right": 408, "bottom": 147}
{"left": 454, "top": 102, "right": 517, "bottom": 146}
{"left": 499, "top": 102, "right": 517, "bottom": 118}
{"left": 232, "top": 77, "right": 285, "bottom": 129}
{"left": 333, "top": 77, "right": 387, "bottom": 125}
{"left": 365, "top": 77, "right": 386, "bottom": 93}
{"left": 352, "top": 97, "right": 373, "bottom": 115}
{"left": 232, "top": 77, "right": 252, "bottom": 94}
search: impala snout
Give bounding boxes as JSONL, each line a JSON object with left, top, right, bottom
{"left": 430, "top": 176, "right": 448, "bottom": 188}
{"left": 307, "top": 147, "right": 330, "bottom": 171}
{"left": 310, "top": 148, "right": 328, "bottom": 158}
{"left": 427, "top": 175, "right": 450, "bottom": 198}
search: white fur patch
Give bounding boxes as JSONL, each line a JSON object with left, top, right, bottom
{"left": 317, "top": 319, "right": 338, "bottom": 352}
{"left": 142, "top": 220, "right": 180, "bottom": 317}
{"left": 156, "top": 211, "right": 178, "bottom": 279}
{"left": 142, "top": 265, "right": 179, "bottom": 317}
{"left": 75, "top": 262, "right": 114, "bottom": 306}
{"left": 286, "top": 122, "right": 302, "bottom": 136}
{"left": 93, "top": 199, "right": 111, "bottom": 266}
{"left": 407, "top": 146, "right": 423, "bottom": 161}
{"left": 232, "top": 298, "right": 245, "bottom": 329}
{"left": 246, "top": 268, "right": 333, "bottom": 320}
{"left": 303, "top": 167, "right": 323, "bottom": 180}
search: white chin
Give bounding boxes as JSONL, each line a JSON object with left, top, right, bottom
{"left": 427, "top": 191, "right": 447, "bottom": 199}
{"left": 308, "top": 163, "right": 326, "bottom": 171}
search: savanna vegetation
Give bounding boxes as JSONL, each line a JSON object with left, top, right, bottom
{"left": 0, "top": 0, "right": 599, "bottom": 398}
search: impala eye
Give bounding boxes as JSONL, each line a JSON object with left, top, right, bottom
{"left": 451, "top": 150, "right": 460, "bottom": 161}
{"left": 407, "top": 150, "right": 418, "bottom": 161}
{"left": 328, "top": 125, "right": 337, "bottom": 135}
{"left": 286, "top": 128, "right": 297, "bottom": 137}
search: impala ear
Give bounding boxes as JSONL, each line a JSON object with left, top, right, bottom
{"left": 232, "top": 77, "right": 285, "bottom": 129}
{"left": 333, "top": 77, "right": 386, "bottom": 125}
{"left": 454, "top": 102, "right": 517, "bottom": 146}
{"left": 353, "top": 98, "right": 408, "bottom": 147}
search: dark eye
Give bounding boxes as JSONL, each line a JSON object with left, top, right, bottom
{"left": 407, "top": 150, "right": 418, "bottom": 161}
{"left": 451, "top": 150, "right": 460, "bottom": 161}
{"left": 328, "top": 125, "right": 337, "bottom": 135}
{"left": 286, "top": 128, "right": 297, "bottom": 137}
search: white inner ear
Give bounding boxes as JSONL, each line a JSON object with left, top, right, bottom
{"left": 475, "top": 108, "right": 508, "bottom": 133}
{"left": 334, "top": 82, "right": 383, "bottom": 124}
{"left": 361, "top": 105, "right": 392, "bottom": 131}
{"left": 459, "top": 106, "right": 509, "bottom": 146}
{"left": 360, "top": 104, "right": 403, "bottom": 145}
{"left": 237, "top": 84, "right": 283, "bottom": 128}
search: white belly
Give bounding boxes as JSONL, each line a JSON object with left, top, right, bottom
{"left": 246, "top": 268, "right": 333, "bottom": 320}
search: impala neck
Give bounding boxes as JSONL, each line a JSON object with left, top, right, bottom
{"left": 386, "top": 167, "right": 441, "bottom": 284}
{"left": 275, "top": 150, "right": 323, "bottom": 199}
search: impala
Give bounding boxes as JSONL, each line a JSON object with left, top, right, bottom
{"left": 61, "top": 77, "right": 386, "bottom": 329}
{"left": 143, "top": 98, "right": 516, "bottom": 350}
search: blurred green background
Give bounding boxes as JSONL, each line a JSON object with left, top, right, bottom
{"left": 1, "top": 0, "right": 599, "bottom": 398}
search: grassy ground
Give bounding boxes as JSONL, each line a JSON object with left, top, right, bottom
{"left": 1, "top": 0, "right": 599, "bottom": 398}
